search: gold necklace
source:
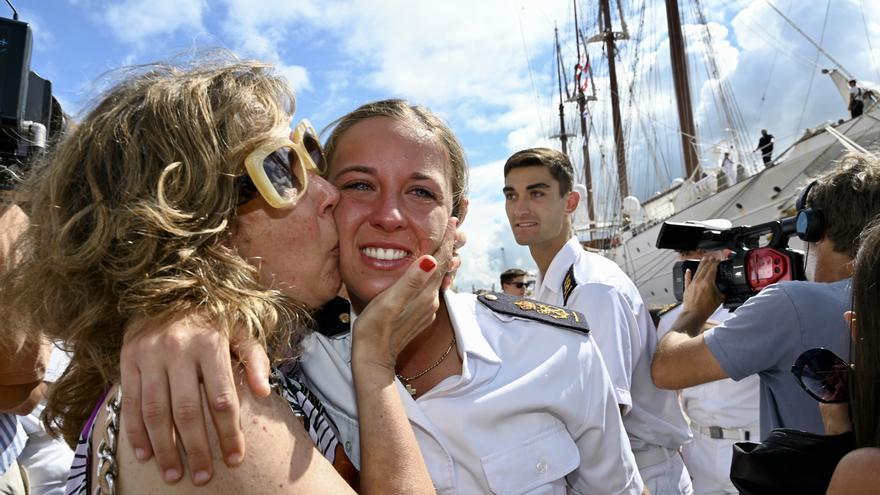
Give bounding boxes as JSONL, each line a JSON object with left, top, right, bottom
{"left": 396, "top": 336, "right": 457, "bottom": 397}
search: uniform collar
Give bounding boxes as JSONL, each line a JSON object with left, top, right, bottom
{"left": 312, "top": 296, "right": 352, "bottom": 337}
{"left": 341, "top": 292, "right": 502, "bottom": 367}
{"left": 535, "top": 236, "right": 581, "bottom": 295}
{"left": 444, "top": 291, "right": 501, "bottom": 366}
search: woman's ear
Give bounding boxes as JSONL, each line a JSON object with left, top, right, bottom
{"left": 844, "top": 310, "right": 857, "bottom": 341}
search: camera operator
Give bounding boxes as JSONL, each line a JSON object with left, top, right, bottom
{"left": 652, "top": 151, "right": 880, "bottom": 440}
{"left": 657, "top": 219, "right": 760, "bottom": 495}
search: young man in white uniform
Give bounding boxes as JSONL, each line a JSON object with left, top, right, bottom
{"left": 502, "top": 147, "right": 692, "bottom": 495}
{"left": 656, "top": 220, "right": 759, "bottom": 495}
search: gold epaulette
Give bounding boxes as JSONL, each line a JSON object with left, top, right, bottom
{"left": 477, "top": 292, "right": 589, "bottom": 335}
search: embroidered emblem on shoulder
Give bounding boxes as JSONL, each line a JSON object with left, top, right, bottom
{"left": 562, "top": 264, "right": 578, "bottom": 305}
{"left": 478, "top": 292, "right": 589, "bottom": 335}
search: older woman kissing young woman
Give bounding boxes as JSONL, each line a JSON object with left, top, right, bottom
{"left": 0, "top": 57, "right": 453, "bottom": 494}
{"left": 124, "top": 99, "right": 643, "bottom": 493}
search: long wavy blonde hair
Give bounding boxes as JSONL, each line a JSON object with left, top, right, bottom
{"left": 0, "top": 55, "right": 311, "bottom": 446}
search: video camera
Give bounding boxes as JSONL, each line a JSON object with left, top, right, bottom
{"left": 1, "top": 12, "right": 63, "bottom": 190}
{"left": 656, "top": 217, "right": 806, "bottom": 309}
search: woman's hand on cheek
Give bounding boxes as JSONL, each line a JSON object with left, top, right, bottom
{"left": 430, "top": 217, "right": 462, "bottom": 291}
{"left": 120, "top": 313, "right": 271, "bottom": 485}
{"left": 351, "top": 252, "right": 447, "bottom": 373}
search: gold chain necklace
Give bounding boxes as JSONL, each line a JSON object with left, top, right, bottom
{"left": 396, "top": 336, "right": 457, "bottom": 397}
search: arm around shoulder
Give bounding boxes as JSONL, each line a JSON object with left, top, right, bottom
{"left": 826, "top": 448, "right": 880, "bottom": 495}
{"left": 113, "top": 375, "right": 355, "bottom": 495}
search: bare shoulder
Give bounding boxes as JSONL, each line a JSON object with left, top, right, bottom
{"left": 826, "top": 448, "right": 880, "bottom": 495}
{"left": 93, "top": 375, "right": 353, "bottom": 494}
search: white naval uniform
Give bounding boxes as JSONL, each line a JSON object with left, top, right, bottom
{"left": 534, "top": 237, "right": 693, "bottom": 495}
{"left": 658, "top": 305, "right": 760, "bottom": 495}
{"left": 299, "top": 290, "right": 643, "bottom": 495}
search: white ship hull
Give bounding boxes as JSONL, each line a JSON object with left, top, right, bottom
{"left": 601, "top": 107, "right": 880, "bottom": 308}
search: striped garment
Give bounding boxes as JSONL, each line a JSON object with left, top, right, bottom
{"left": 65, "top": 368, "right": 352, "bottom": 494}
{"left": 0, "top": 413, "right": 27, "bottom": 476}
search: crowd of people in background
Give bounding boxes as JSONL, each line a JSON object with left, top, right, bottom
{"left": 3, "top": 51, "right": 880, "bottom": 495}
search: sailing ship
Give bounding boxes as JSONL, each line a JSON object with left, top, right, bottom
{"left": 549, "top": 0, "right": 880, "bottom": 308}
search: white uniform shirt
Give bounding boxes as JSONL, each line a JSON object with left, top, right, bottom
{"left": 850, "top": 85, "right": 864, "bottom": 101}
{"left": 722, "top": 157, "right": 736, "bottom": 185}
{"left": 300, "top": 290, "right": 643, "bottom": 495}
{"left": 533, "top": 237, "right": 691, "bottom": 451}
{"left": 657, "top": 305, "right": 760, "bottom": 429}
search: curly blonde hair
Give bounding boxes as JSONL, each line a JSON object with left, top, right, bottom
{"left": 0, "top": 55, "right": 311, "bottom": 446}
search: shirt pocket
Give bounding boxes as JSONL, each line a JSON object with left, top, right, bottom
{"left": 480, "top": 424, "right": 580, "bottom": 495}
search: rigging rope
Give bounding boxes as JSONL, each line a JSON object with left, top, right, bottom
{"left": 859, "top": 0, "right": 880, "bottom": 83}
{"left": 735, "top": 8, "right": 827, "bottom": 72}
{"left": 519, "top": 8, "right": 546, "bottom": 142}
{"left": 692, "top": 0, "right": 755, "bottom": 173}
{"left": 794, "top": 0, "right": 832, "bottom": 134}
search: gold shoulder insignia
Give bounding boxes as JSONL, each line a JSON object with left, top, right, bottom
{"left": 562, "top": 264, "right": 578, "bottom": 305}
{"left": 478, "top": 292, "right": 589, "bottom": 335}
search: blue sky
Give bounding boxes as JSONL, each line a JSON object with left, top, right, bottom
{"left": 9, "top": 0, "right": 880, "bottom": 292}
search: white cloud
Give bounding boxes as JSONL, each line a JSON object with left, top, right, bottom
{"left": 102, "top": 0, "right": 206, "bottom": 47}
{"left": 52, "top": 0, "right": 880, "bottom": 293}
{"left": 278, "top": 63, "right": 312, "bottom": 93}
{"left": 317, "top": 1, "right": 568, "bottom": 134}
{"left": 458, "top": 160, "right": 536, "bottom": 292}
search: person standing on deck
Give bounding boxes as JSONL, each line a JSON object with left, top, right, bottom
{"left": 721, "top": 152, "right": 736, "bottom": 187}
{"left": 849, "top": 79, "right": 866, "bottom": 119}
{"left": 503, "top": 147, "right": 693, "bottom": 495}
{"left": 754, "top": 129, "right": 774, "bottom": 167}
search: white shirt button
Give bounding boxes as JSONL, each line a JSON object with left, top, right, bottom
{"left": 536, "top": 459, "right": 548, "bottom": 474}
{"left": 345, "top": 441, "right": 352, "bottom": 452}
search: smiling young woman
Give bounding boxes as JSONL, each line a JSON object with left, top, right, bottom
{"left": 0, "top": 58, "right": 447, "bottom": 495}
{"left": 121, "top": 98, "right": 646, "bottom": 494}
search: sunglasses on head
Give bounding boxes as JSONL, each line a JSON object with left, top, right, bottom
{"left": 235, "top": 119, "right": 326, "bottom": 208}
{"left": 791, "top": 347, "right": 853, "bottom": 404}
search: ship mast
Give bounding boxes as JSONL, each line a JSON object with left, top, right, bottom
{"left": 573, "top": 0, "right": 596, "bottom": 226}
{"left": 598, "top": 0, "right": 629, "bottom": 200}
{"left": 665, "top": 0, "right": 700, "bottom": 180}
{"left": 552, "top": 26, "right": 573, "bottom": 155}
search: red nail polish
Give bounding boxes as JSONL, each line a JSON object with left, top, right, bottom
{"left": 420, "top": 258, "right": 436, "bottom": 272}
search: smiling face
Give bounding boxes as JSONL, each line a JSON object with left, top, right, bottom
{"left": 232, "top": 170, "right": 341, "bottom": 309}
{"left": 328, "top": 117, "right": 455, "bottom": 311}
{"left": 504, "top": 165, "right": 575, "bottom": 250}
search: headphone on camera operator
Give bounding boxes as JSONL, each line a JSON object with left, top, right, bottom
{"left": 796, "top": 180, "right": 826, "bottom": 243}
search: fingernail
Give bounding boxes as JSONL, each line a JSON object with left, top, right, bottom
{"left": 135, "top": 448, "right": 146, "bottom": 461}
{"left": 227, "top": 452, "right": 243, "bottom": 466}
{"left": 194, "top": 471, "right": 211, "bottom": 484}
{"left": 164, "top": 468, "right": 181, "bottom": 482}
{"left": 419, "top": 258, "right": 436, "bottom": 272}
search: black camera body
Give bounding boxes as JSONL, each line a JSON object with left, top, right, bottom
{"left": 1, "top": 15, "right": 62, "bottom": 190}
{"left": 657, "top": 218, "right": 806, "bottom": 309}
